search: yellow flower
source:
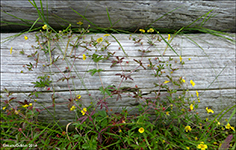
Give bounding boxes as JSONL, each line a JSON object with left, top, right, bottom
{"left": 29, "top": 103, "right": 32, "bottom": 106}
{"left": 190, "top": 104, "right": 193, "bottom": 110}
{"left": 164, "top": 80, "right": 170, "bottom": 84}
{"left": 197, "top": 142, "right": 208, "bottom": 150}
{"left": 196, "top": 91, "right": 199, "bottom": 97}
{"left": 81, "top": 108, "right": 87, "bottom": 115}
{"left": 96, "top": 37, "right": 103, "bottom": 43}
{"left": 3, "top": 107, "right": 6, "bottom": 110}
{"left": 213, "top": 142, "right": 217, "bottom": 145}
{"left": 198, "top": 98, "right": 200, "bottom": 103}
{"left": 190, "top": 80, "right": 195, "bottom": 87}
{"left": 219, "top": 143, "right": 222, "bottom": 148}
{"left": 119, "top": 129, "right": 122, "bottom": 132}
{"left": 230, "top": 126, "right": 235, "bottom": 131}
{"left": 23, "top": 104, "right": 29, "bottom": 108}
{"left": 77, "top": 21, "right": 83, "bottom": 25}
{"left": 10, "top": 47, "right": 13, "bottom": 54}
{"left": 104, "top": 34, "right": 110, "bottom": 37}
{"left": 168, "top": 34, "right": 171, "bottom": 40}
{"left": 70, "top": 105, "right": 76, "bottom": 111}
{"left": 147, "top": 28, "right": 154, "bottom": 33}
{"left": 206, "top": 107, "right": 214, "bottom": 114}
{"left": 186, "top": 147, "right": 190, "bottom": 150}
{"left": 34, "top": 99, "right": 37, "bottom": 102}
{"left": 225, "top": 123, "right": 231, "bottom": 129}
{"left": 162, "top": 140, "right": 165, "bottom": 143}
{"left": 138, "top": 127, "right": 144, "bottom": 133}
{"left": 42, "top": 24, "right": 47, "bottom": 30}
{"left": 24, "top": 36, "right": 28, "bottom": 40}
{"left": 185, "top": 126, "right": 192, "bottom": 132}
{"left": 217, "top": 121, "right": 220, "bottom": 126}
{"left": 195, "top": 137, "right": 198, "bottom": 140}
{"left": 139, "top": 29, "right": 145, "bottom": 33}
{"left": 83, "top": 54, "right": 86, "bottom": 60}
{"left": 166, "top": 111, "right": 170, "bottom": 116}
{"left": 179, "top": 56, "right": 182, "bottom": 62}
{"left": 76, "top": 94, "right": 81, "bottom": 101}
{"left": 15, "top": 110, "right": 20, "bottom": 115}
{"left": 188, "top": 58, "right": 191, "bottom": 61}
{"left": 206, "top": 118, "right": 208, "bottom": 121}
{"left": 181, "top": 108, "right": 185, "bottom": 112}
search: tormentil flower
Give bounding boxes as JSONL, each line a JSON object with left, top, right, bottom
{"left": 42, "top": 24, "right": 47, "bottom": 30}
{"left": 185, "top": 126, "right": 192, "bottom": 132}
{"left": 96, "top": 37, "right": 103, "bottom": 43}
{"left": 196, "top": 91, "right": 199, "bottom": 97}
{"left": 24, "top": 36, "right": 28, "bottom": 40}
{"left": 190, "top": 104, "right": 193, "bottom": 110}
{"left": 147, "top": 28, "right": 154, "bottom": 33}
{"left": 81, "top": 108, "right": 87, "bottom": 115}
{"left": 139, "top": 29, "right": 145, "bottom": 33}
{"left": 83, "top": 54, "right": 86, "bottom": 60}
{"left": 179, "top": 56, "right": 182, "bottom": 62}
{"left": 138, "top": 127, "right": 144, "bottom": 133}
{"left": 164, "top": 80, "right": 170, "bottom": 84}
{"left": 182, "top": 78, "right": 185, "bottom": 83}
{"left": 225, "top": 123, "right": 234, "bottom": 131}
{"left": 77, "top": 21, "right": 83, "bottom": 25}
{"left": 23, "top": 103, "right": 32, "bottom": 108}
{"left": 76, "top": 94, "right": 81, "bottom": 101}
{"left": 103, "top": 34, "right": 110, "bottom": 37}
{"left": 3, "top": 107, "right": 6, "bottom": 110}
{"left": 168, "top": 34, "right": 171, "bottom": 40}
{"left": 190, "top": 80, "right": 195, "bottom": 87}
{"left": 70, "top": 105, "right": 76, "bottom": 111}
{"left": 197, "top": 142, "right": 208, "bottom": 150}
{"left": 10, "top": 47, "right": 13, "bottom": 54}
{"left": 206, "top": 107, "right": 214, "bottom": 114}
{"left": 166, "top": 111, "right": 170, "bottom": 116}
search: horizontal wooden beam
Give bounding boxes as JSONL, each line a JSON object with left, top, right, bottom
{"left": 1, "top": 33, "right": 235, "bottom": 125}
{"left": 1, "top": 1, "right": 235, "bottom": 32}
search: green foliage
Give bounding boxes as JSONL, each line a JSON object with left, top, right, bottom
{"left": 32, "top": 74, "right": 52, "bottom": 88}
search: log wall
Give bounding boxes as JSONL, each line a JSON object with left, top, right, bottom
{"left": 1, "top": 32, "right": 235, "bottom": 125}
{"left": 1, "top": 1, "right": 235, "bottom": 32}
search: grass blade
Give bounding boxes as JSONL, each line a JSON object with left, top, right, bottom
{"left": 106, "top": 7, "right": 112, "bottom": 27}
{"left": 70, "top": 7, "right": 98, "bottom": 28}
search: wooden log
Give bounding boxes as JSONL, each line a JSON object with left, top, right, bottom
{"left": 1, "top": 32, "right": 235, "bottom": 126}
{"left": 1, "top": 1, "right": 235, "bottom": 32}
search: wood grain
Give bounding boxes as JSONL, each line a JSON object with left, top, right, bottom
{"left": 1, "top": 33, "right": 235, "bottom": 125}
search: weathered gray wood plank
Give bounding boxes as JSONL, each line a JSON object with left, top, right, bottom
{"left": 1, "top": 1, "right": 235, "bottom": 32}
{"left": 1, "top": 33, "right": 235, "bottom": 125}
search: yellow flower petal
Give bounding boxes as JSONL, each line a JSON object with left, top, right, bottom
{"left": 138, "top": 127, "right": 144, "bottom": 133}
{"left": 83, "top": 54, "right": 86, "bottom": 60}
{"left": 96, "top": 37, "right": 103, "bottom": 43}
{"left": 77, "top": 21, "right": 83, "bottom": 25}
{"left": 164, "top": 80, "right": 170, "bottom": 84}
{"left": 190, "top": 80, "right": 195, "bottom": 87}
{"left": 24, "top": 36, "right": 28, "bottom": 40}
{"left": 42, "top": 24, "right": 47, "bottom": 30}
{"left": 10, "top": 47, "right": 13, "bottom": 54}
{"left": 168, "top": 34, "right": 171, "bottom": 40}
{"left": 196, "top": 91, "right": 199, "bottom": 97}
